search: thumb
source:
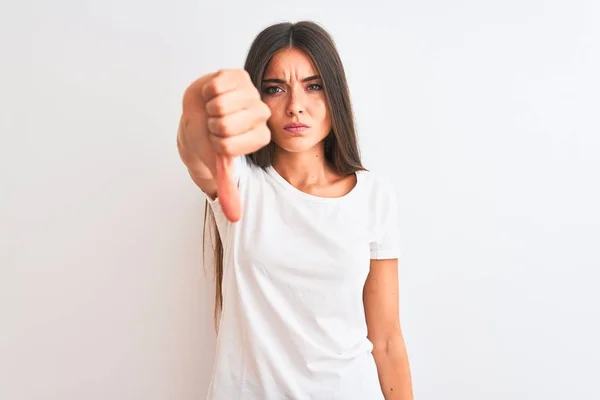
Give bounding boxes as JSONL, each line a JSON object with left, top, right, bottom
{"left": 215, "top": 154, "right": 242, "bottom": 222}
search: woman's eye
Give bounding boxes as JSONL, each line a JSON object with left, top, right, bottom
{"left": 263, "top": 86, "right": 282, "bottom": 94}
{"left": 308, "top": 83, "right": 323, "bottom": 91}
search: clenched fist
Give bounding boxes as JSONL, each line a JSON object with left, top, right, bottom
{"left": 178, "top": 69, "right": 271, "bottom": 222}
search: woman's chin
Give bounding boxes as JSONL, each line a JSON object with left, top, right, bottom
{"left": 272, "top": 135, "right": 321, "bottom": 154}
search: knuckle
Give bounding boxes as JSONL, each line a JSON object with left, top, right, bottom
{"left": 212, "top": 98, "right": 227, "bottom": 116}
{"left": 205, "top": 100, "right": 215, "bottom": 115}
{"left": 253, "top": 102, "right": 270, "bottom": 121}
{"left": 261, "top": 126, "right": 271, "bottom": 145}
{"left": 218, "top": 118, "right": 235, "bottom": 136}
{"left": 215, "top": 69, "right": 228, "bottom": 79}
{"left": 210, "top": 80, "right": 223, "bottom": 96}
{"left": 220, "top": 138, "right": 235, "bottom": 156}
{"left": 204, "top": 81, "right": 217, "bottom": 98}
{"left": 208, "top": 117, "right": 230, "bottom": 136}
{"left": 216, "top": 119, "right": 229, "bottom": 135}
{"left": 209, "top": 72, "right": 228, "bottom": 94}
{"left": 239, "top": 69, "right": 250, "bottom": 80}
{"left": 207, "top": 117, "right": 216, "bottom": 132}
{"left": 262, "top": 103, "right": 272, "bottom": 119}
{"left": 239, "top": 70, "right": 257, "bottom": 91}
{"left": 251, "top": 85, "right": 261, "bottom": 99}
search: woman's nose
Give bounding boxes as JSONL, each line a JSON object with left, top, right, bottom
{"left": 286, "top": 90, "right": 305, "bottom": 116}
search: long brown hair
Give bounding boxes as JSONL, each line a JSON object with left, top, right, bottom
{"left": 204, "top": 20, "right": 366, "bottom": 323}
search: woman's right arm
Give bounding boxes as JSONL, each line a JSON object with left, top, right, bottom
{"left": 177, "top": 69, "right": 271, "bottom": 221}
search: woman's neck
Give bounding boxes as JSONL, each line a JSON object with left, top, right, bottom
{"left": 271, "top": 144, "right": 333, "bottom": 188}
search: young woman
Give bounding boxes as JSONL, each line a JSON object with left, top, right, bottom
{"left": 177, "top": 20, "right": 413, "bottom": 400}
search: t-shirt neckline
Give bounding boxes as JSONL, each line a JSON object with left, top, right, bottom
{"left": 264, "top": 165, "right": 362, "bottom": 203}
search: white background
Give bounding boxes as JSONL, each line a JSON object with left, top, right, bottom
{"left": 1, "top": 0, "right": 599, "bottom": 399}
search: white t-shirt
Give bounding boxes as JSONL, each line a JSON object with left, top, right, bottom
{"left": 203, "top": 156, "right": 402, "bottom": 400}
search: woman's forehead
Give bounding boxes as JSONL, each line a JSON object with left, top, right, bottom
{"left": 264, "top": 48, "right": 318, "bottom": 79}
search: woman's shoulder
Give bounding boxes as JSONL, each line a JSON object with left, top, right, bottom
{"left": 356, "top": 168, "right": 397, "bottom": 201}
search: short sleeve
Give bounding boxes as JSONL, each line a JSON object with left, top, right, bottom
{"left": 369, "top": 178, "right": 402, "bottom": 260}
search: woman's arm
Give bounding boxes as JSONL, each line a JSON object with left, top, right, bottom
{"left": 364, "top": 258, "right": 414, "bottom": 400}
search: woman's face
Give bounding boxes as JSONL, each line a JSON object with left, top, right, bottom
{"left": 260, "top": 47, "right": 332, "bottom": 154}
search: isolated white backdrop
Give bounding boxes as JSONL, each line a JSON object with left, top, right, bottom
{"left": 1, "top": 1, "right": 599, "bottom": 399}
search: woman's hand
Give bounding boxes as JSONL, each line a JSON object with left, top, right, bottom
{"left": 179, "top": 69, "right": 271, "bottom": 222}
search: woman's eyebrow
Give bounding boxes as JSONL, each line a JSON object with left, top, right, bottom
{"left": 262, "top": 75, "right": 322, "bottom": 84}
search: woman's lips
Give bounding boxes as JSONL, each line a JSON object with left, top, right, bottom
{"left": 283, "top": 123, "right": 309, "bottom": 134}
